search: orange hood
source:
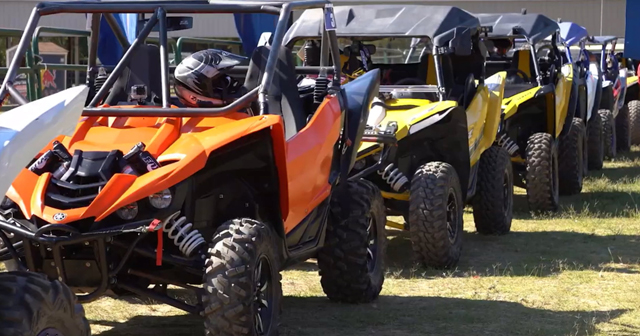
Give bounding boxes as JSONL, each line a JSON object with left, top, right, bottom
{"left": 7, "top": 112, "right": 285, "bottom": 224}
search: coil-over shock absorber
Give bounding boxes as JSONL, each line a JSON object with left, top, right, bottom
{"left": 378, "top": 164, "right": 409, "bottom": 192}
{"left": 94, "top": 67, "right": 108, "bottom": 93}
{"left": 158, "top": 212, "right": 206, "bottom": 257}
{"left": 496, "top": 133, "right": 519, "bottom": 156}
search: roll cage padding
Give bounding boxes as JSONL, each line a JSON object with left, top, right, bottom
{"left": 244, "top": 46, "right": 307, "bottom": 140}
{"left": 105, "top": 44, "right": 163, "bottom": 105}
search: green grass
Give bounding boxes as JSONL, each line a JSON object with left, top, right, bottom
{"left": 10, "top": 149, "right": 640, "bottom": 335}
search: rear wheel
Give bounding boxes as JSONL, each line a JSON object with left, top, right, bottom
{"left": 202, "top": 218, "right": 282, "bottom": 336}
{"left": 558, "top": 118, "right": 585, "bottom": 195}
{"left": 629, "top": 100, "right": 640, "bottom": 145}
{"left": 409, "top": 162, "right": 464, "bottom": 269}
{"left": 472, "top": 146, "right": 513, "bottom": 235}
{"left": 600, "top": 109, "right": 617, "bottom": 159}
{"left": 587, "top": 111, "right": 604, "bottom": 170}
{"left": 525, "top": 132, "right": 559, "bottom": 212}
{"left": 318, "top": 179, "right": 386, "bottom": 303}
{"left": 0, "top": 271, "right": 90, "bottom": 336}
{"left": 616, "top": 104, "right": 631, "bottom": 152}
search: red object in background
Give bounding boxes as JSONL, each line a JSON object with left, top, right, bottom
{"left": 42, "top": 70, "right": 57, "bottom": 89}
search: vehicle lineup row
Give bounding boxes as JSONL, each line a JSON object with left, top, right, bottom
{"left": 0, "top": 1, "right": 638, "bottom": 335}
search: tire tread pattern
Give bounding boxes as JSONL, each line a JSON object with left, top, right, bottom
{"left": 408, "top": 162, "right": 464, "bottom": 269}
{"left": 202, "top": 218, "right": 282, "bottom": 336}
{"left": 587, "top": 111, "right": 604, "bottom": 170}
{"left": 0, "top": 271, "right": 90, "bottom": 336}
{"left": 472, "top": 146, "right": 513, "bottom": 235}
{"left": 558, "top": 118, "right": 585, "bottom": 195}
{"left": 317, "top": 179, "right": 386, "bottom": 304}
{"left": 525, "top": 133, "right": 559, "bottom": 212}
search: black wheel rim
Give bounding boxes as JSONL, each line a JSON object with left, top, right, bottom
{"left": 254, "top": 256, "right": 273, "bottom": 336}
{"left": 446, "top": 189, "right": 459, "bottom": 243}
{"left": 37, "top": 328, "right": 62, "bottom": 336}
{"left": 366, "top": 216, "right": 378, "bottom": 273}
{"left": 503, "top": 167, "right": 513, "bottom": 215}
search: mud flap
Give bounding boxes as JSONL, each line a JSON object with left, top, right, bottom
{"left": 337, "top": 69, "right": 380, "bottom": 185}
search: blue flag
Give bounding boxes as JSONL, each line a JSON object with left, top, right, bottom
{"left": 625, "top": 0, "right": 640, "bottom": 59}
{"left": 87, "top": 8, "right": 138, "bottom": 66}
{"left": 233, "top": 13, "right": 278, "bottom": 56}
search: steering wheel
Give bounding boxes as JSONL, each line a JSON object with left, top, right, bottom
{"left": 505, "top": 69, "right": 531, "bottom": 82}
{"left": 394, "top": 78, "right": 426, "bottom": 85}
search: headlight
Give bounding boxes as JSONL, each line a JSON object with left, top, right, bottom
{"left": 353, "top": 159, "right": 366, "bottom": 170}
{"left": 116, "top": 202, "right": 139, "bottom": 220}
{"left": 149, "top": 189, "right": 172, "bottom": 209}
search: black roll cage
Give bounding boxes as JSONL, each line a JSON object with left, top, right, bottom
{"left": 0, "top": 0, "right": 343, "bottom": 117}
{"left": 484, "top": 31, "right": 562, "bottom": 86}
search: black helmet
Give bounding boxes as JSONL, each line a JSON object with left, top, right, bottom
{"left": 174, "top": 49, "right": 246, "bottom": 107}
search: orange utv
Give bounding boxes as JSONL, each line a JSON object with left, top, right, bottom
{"left": 0, "top": 1, "right": 388, "bottom": 335}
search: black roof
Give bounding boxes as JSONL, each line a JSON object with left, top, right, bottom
{"left": 477, "top": 13, "right": 559, "bottom": 45}
{"left": 284, "top": 5, "right": 480, "bottom": 46}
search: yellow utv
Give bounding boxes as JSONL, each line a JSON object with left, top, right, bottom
{"left": 477, "top": 12, "right": 581, "bottom": 210}
{"left": 286, "top": 4, "right": 512, "bottom": 269}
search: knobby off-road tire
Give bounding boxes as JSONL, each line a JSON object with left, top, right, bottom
{"left": 629, "top": 100, "right": 640, "bottom": 145}
{"left": 472, "top": 146, "right": 514, "bottom": 235}
{"left": 587, "top": 111, "right": 604, "bottom": 170}
{"left": 558, "top": 118, "right": 586, "bottom": 195}
{"left": 409, "top": 162, "right": 464, "bottom": 269}
{"left": 318, "top": 179, "right": 386, "bottom": 303}
{"left": 0, "top": 271, "right": 90, "bottom": 336}
{"left": 202, "top": 218, "right": 282, "bottom": 336}
{"left": 616, "top": 104, "right": 631, "bottom": 152}
{"left": 600, "top": 109, "right": 616, "bottom": 159}
{"left": 525, "top": 133, "right": 560, "bottom": 212}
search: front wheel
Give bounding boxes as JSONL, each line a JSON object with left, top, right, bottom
{"left": 0, "top": 271, "right": 90, "bottom": 336}
{"left": 600, "top": 109, "right": 617, "bottom": 159}
{"left": 629, "top": 100, "right": 640, "bottom": 145}
{"left": 318, "top": 179, "right": 386, "bottom": 303}
{"left": 525, "top": 132, "right": 559, "bottom": 212}
{"left": 409, "top": 162, "right": 464, "bottom": 269}
{"left": 587, "top": 111, "right": 604, "bottom": 170}
{"left": 202, "top": 218, "right": 282, "bottom": 336}
{"left": 558, "top": 118, "right": 586, "bottom": 195}
{"left": 472, "top": 146, "right": 513, "bottom": 235}
{"left": 616, "top": 104, "right": 631, "bottom": 152}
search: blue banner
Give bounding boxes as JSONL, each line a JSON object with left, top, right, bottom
{"left": 625, "top": 0, "right": 640, "bottom": 59}
{"left": 98, "top": 14, "right": 138, "bottom": 66}
{"left": 233, "top": 13, "right": 278, "bottom": 56}
{"left": 87, "top": 4, "right": 138, "bottom": 66}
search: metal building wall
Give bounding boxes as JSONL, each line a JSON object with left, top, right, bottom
{"left": 403, "top": 0, "right": 626, "bottom": 37}
{"left": 0, "top": 0, "right": 628, "bottom": 38}
{"left": 0, "top": 0, "right": 239, "bottom": 38}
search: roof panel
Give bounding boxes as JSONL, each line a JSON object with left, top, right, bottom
{"left": 559, "top": 22, "right": 588, "bottom": 46}
{"left": 477, "top": 12, "right": 559, "bottom": 45}
{"left": 284, "top": 5, "right": 479, "bottom": 46}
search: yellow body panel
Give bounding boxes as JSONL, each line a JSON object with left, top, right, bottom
{"left": 468, "top": 71, "right": 506, "bottom": 165}
{"left": 627, "top": 75, "right": 638, "bottom": 87}
{"left": 555, "top": 64, "right": 574, "bottom": 138}
{"left": 502, "top": 87, "right": 541, "bottom": 120}
{"left": 356, "top": 99, "right": 457, "bottom": 156}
